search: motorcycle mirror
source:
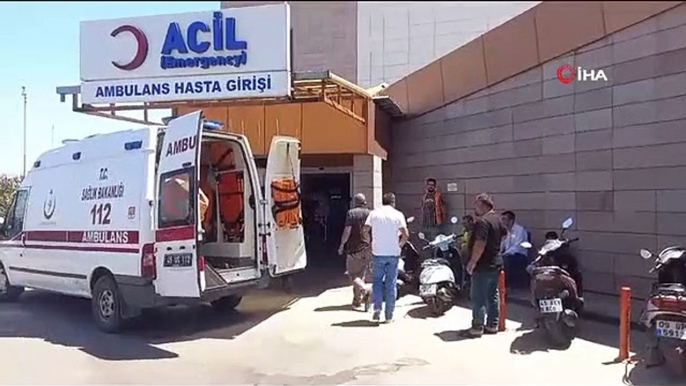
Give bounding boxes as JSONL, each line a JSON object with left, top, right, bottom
{"left": 418, "top": 232, "right": 426, "bottom": 240}
{"left": 640, "top": 249, "right": 653, "bottom": 260}
{"left": 562, "top": 217, "right": 574, "bottom": 229}
{"left": 520, "top": 241, "right": 532, "bottom": 249}
{"left": 407, "top": 216, "right": 415, "bottom": 224}
{"left": 450, "top": 216, "right": 458, "bottom": 224}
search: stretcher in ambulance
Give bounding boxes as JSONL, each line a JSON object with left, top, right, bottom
{"left": 0, "top": 111, "right": 306, "bottom": 333}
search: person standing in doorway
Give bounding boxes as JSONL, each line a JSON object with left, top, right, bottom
{"left": 421, "top": 178, "right": 446, "bottom": 241}
{"left": 338, "top": 193, "right": 372, "bottom": 311}
{"left": 500, "top": 210, "right": 529, "bottom": 289}
{"left": 364, "top": 193, "right": 409, "bottom": 324}
{"left": 464, "top": 193, "right": 508, "bottom": 337}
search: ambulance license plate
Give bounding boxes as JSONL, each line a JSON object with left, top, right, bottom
{"left": 164, "top": 253, "right": 193, "bottom": 267}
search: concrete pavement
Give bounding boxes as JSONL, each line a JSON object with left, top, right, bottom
{"left": 0, "top": 275, "right": 683, "bottom": 385}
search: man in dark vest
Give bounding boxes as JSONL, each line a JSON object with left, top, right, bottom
{"left": 338, "top": 193, "right": 372, "bottom": 311}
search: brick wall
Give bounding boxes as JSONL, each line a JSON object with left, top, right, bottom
{"left": 390, "top": 4, "right": 686, "bottom": 299}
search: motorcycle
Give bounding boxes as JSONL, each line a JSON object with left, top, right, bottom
{"left": 638, "top": 245, "right": 686, "bottom": 375}
{"left": 416, "top": 216, "right": 464, "bottom": 316}
{"left": 397, "top": 217, "right": 422, "bottom": 299}
{"left": 520, "top": 217, "right": 582, "bottom": 348}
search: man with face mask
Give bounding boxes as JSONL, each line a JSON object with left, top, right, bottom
{"left": 421, "top": 178, "right": 446, "bottom": 241}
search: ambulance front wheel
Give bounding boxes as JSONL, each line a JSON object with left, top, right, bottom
{"left": 92, "top": 275, "right": 123, "bottom": 333}
{"left": 211, "top": 295, "right": 243, "bottom": 312}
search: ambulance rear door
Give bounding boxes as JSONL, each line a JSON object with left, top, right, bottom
{"left": 154, "top": 111, "right": 203, "bottom": 298}
{"left": 263, "top": 136, "right": 307, "bottom": 276}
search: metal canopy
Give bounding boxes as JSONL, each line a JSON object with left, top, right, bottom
{"left": 55, "top": 71, "right": 404, "bottom": 126}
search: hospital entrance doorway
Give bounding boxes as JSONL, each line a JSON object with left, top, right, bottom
{"left": 301, "top": 172, "right": 351, "bottom": 271}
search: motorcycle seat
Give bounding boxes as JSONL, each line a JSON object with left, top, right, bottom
{"left": 532, "top": 266, "right": 571, "bottom": 278}
{"left": 656, "top": 283, "right": 686, "bottom": 293}
{"left": 422, "top": 258, "right": 451, "bottom": 268}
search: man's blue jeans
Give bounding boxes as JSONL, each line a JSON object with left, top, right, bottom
{"left": 372, "top": 255, "right": 399, "bottom": 319}
{"left": 470, "top": 269, "right": 500, "bottom": 328}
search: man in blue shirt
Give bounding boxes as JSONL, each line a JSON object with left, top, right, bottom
{"left": 500, "top": 211, "right": 529, "bottom": 289}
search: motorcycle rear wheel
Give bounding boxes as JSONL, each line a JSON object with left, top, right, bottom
{"left": 544, "top": 317, "right": 574, "bottom": 349}
{"left": 431, "top": 298, "right": 452, "bottom": 316}
{"left": 665, "top": 347, "right": 686, "bottom": 377}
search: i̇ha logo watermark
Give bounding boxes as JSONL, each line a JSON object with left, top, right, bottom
{"left": 556, "top": 64, "right": 608, "bottom": 84}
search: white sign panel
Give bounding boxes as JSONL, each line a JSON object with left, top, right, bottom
{"left": 81, "top": 71, "right": 290, "bottom": 104}
{"left": 446, "top": 183, "right": 458, "bottom": 192}
{"left": 79, "top": 3, "right": 291, "bottom": 103}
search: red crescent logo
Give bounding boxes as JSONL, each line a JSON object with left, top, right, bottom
{"left": 110, "top": 25, "right": 148, "bottom": 71}
{"left": 556, "top": 64, "right": 576, "bottom": 84}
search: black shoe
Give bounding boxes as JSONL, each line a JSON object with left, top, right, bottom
{"left": 363, "top": 292, "right": 371, "bottom": 312}
{"left": 461, "top": 326, "right": 483, "bottom": 338}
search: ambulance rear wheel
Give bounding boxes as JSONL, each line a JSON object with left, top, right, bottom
{"left": 92, "top": 275, "right": 123, "bottom": 333}
{"left": 0, "top": 264, "right": 23, "bottom": 302}
{"left": 211, "top": 295, "right": 242, "bottom": 312}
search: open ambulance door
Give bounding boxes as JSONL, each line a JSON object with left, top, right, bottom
{"left": 263, "top": 136, "right": 307, "bottom": 276}
{"left": 154, "top": 111, "right": 203, "bottom": 298}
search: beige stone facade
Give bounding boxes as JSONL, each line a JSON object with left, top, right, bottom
{"left": 220, "top": 1, "right": 686, "bottom": 297}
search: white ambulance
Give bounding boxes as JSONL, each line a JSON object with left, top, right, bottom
{"left": 0, "top": 111, "right": 306, "bottom": 332}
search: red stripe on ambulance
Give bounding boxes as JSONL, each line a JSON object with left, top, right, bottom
{"left": 24, "top": 230, "right": 140, "bottom": 244}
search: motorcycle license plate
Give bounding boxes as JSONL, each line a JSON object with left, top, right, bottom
{"left": 539, "top": 298, "right": 563, "bottom": 313}
{"left": 656, "top": 320, "right": 686, "bottom": 340}
{"left": 420, "top": 284, "right": 437, "bottom": 296}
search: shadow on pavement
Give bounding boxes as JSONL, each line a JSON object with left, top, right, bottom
{"left": 0, "top": 265, "right": 348, "bottom": 361}
{"left": 406, "top": 305, "right": 436, "bottom": 319}
{"left": 624, "top": 361, "right": 684, "bottom": 386}
{"left": 315, "top": 304, "right": 354, "bottom": 312}
{"left": 509, "top": 329, "right": 566, "bottom": 355}
{"left": 406, "top": 297, "right": 462, "bottom": 320}
{"left": 331, "top": 320, "right": 379, "bottom": 328}
{"left": 503, "top": 295, "right": 635, "bottom": 351}
{"left": 434, "top": 329, "right": 480, "bottom": 342}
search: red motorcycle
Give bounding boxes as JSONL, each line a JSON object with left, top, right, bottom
{"left": 521, "top": 217, "right": 582, "bottom": 348}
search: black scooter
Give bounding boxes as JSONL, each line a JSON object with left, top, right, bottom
{"left": 397, "top": 216, "right": 422, "bottom": 299}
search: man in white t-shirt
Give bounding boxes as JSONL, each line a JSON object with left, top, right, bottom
{"left": 364, "top": 192, "right": 409, "bottom": 323}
